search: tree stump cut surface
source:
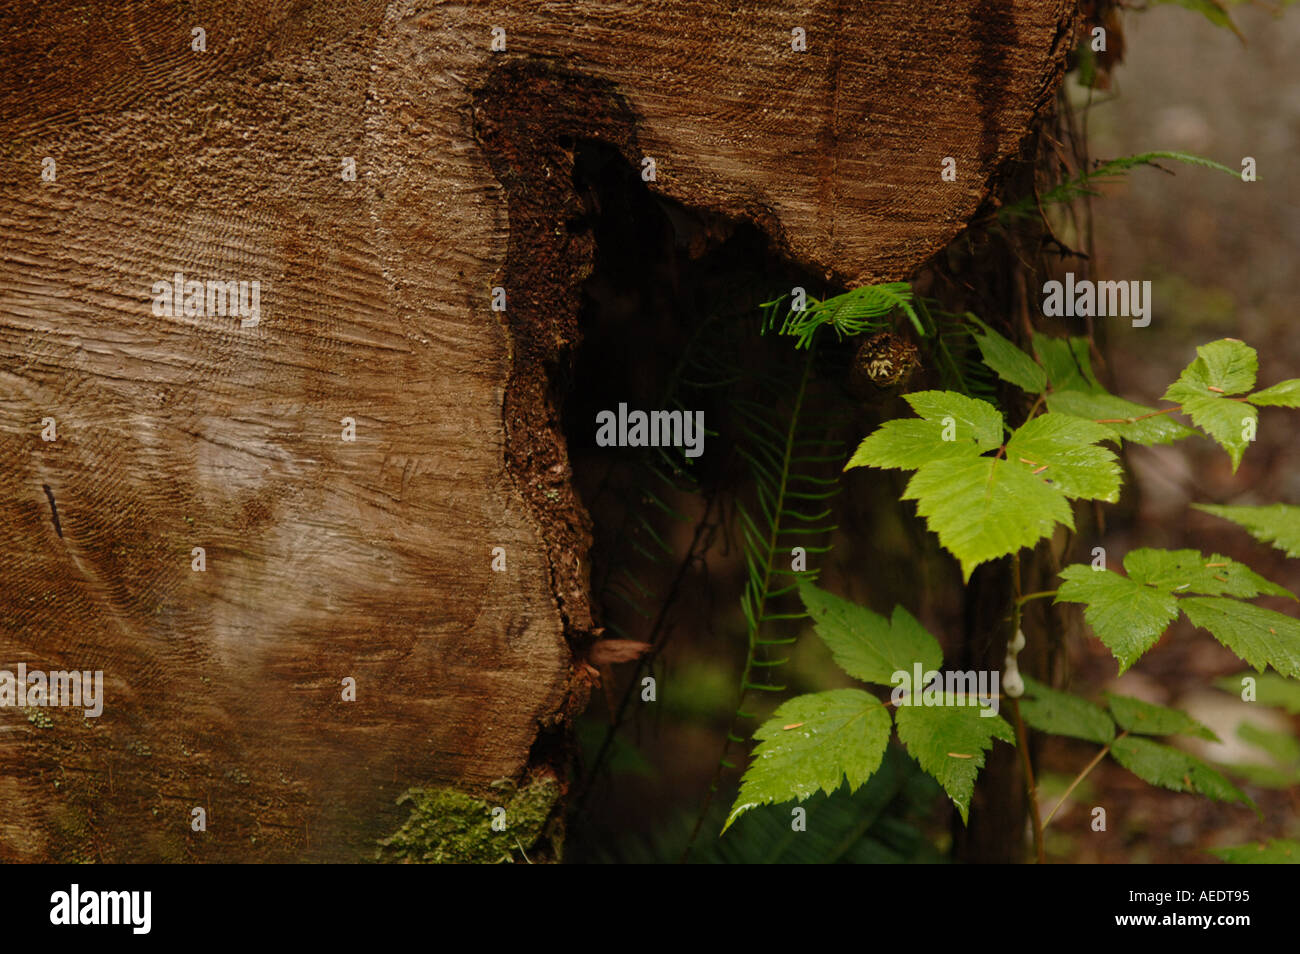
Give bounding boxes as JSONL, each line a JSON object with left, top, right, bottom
{"left": 0, "top": 0, "right": 1071, "bottom": 860}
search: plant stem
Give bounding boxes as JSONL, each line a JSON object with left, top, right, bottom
{"left": 1042, "top": 731, "right": 1128, "bottom": 829}
{"left": 1094, "top": 404, "right": 1182, "bottom": 424}
{"left": 1015, "top": 589, "right": 1058, "bottom": 607}
{"left": 1010, "top": 697, "right": 1046, "bottom": 864}
{"left": 1010, "top": 554, "right": 1045, "bottom": 864}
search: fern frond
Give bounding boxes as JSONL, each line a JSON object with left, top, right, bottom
{"left": 762, "top": 282, "right": 925, "bottom": 346}
{"left": 917, "top": 300, "right": 1000, "bottom": 401}
{"left": 999, "top": 150, "right": 1241, "bottom": 223}
{"left": 684, "top": 347, "right": 845, "bottom": 856}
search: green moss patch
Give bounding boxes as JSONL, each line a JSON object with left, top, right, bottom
{"left": 376, "top": 775, "right": 561, "bottom": 864}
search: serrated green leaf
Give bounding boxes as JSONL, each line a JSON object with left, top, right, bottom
{"left": 1211, "top": 839, "right": 1300, "bottom": 864}
{"left": 1124, "top": 547, "right": 1295, "bottom": 600}
{"left": 1213, "top": 671, "right": 1300, "bottom": 714}
{"left": 845, "top": 418, "right": 981, "bottom": 471}
{"left": 1163, "top": 340, "right": 1259, "bottom": 471}
{"left": 845, "top": 390, "right": 1002, "bottom": 472}
{"left": 798, "top": 582, "right": 943, "bottom": 687}
{"left": 894, "top": 701, "right": 1015, "bottom": 823}
{"left": 969, "top": 321, "right": 1047, "bottom": 393}
{"left": 903, "top": 456, "right": 1072, "bottom": 582}
{"left": 1019, "top": 676, "right": 1115, "bottom": 743}
{"left": 1180, "top": 597, "right": 1300, "bottom": 678}
{"left": 1004, "top": 413, "right": 1122, "bottom": 501}
{"left": 724, "top": 689, "right": 892, "bottom": 831}
{"left": 1169, "top": 339, "right": 1258, "bottom": 395}
{"left": 1109, "top": 736, "right": 1254, "bottom": 809}
{"left": 1104, "top": 693, "right": 1219, "bottom": 741}
{"left": 1033, "top": 334, "right": 1103, "bottom": 393}
{"left": 1056, "top": 565, "right": 1181, "bottom": 673}
{"left": 1044, "top": 389, "right": 1196, "bottom": 445}
{"left": 902, "top": 391, "right": 1004, "bottom": 449}
{"left": 1247, "top": 378, "right": 1300, "bottom": 407}
{"left": 1169, "top": 392, "right": 1257, "bottom": 471}
{"left": 852, "top": 394, "right": 1118, "bottom": 579}
{"left": 1195, "top": 503, "right": 1300, "bottom": 558}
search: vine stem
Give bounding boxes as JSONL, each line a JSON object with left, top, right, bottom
{"left": 573, "top": 505, "right": 718, "bottom": 813}
{"left": 1094, "top": 405, "right": 1182, "bottom": 424}
{"left": 1011, "top": 698, "right": 1045, "bottom": 864}
{"left": 1011, "top": 553, "right": 1046, "bottom": 864}
{"left": 1093, "top": 396, "right": 1247, "bottom": 427}
{"left": 1097, "top": 395, "right": 1248, "bottom": 426}
{"left": 1015, "top": 589, "right": 1057, "bottom": 607}
{"left": 1042, "top": 731, "right": 1128, "bottom": 829}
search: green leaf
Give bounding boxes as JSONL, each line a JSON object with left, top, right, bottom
{"left": 765, "top": 282, "right": 923, "bottom": 346}
{"left": 1151, "top": 0, "right": 1243, "bottom": 39}
{"left": 798, "top": 582, "right": 942, "bottom": 687}
{"left": 1104, "top": 693, "right": 1219, "bottom": 741}
{"left": 1163, "top": 339, "right": 1259, "bottom": 471}
{"left": 1056, "top": 565, "right": 1181, "bottom": 673}
{"left": 852, "top": 393, "right": 1120, "bottom": 579}
{"left": 1019, "top": 676, "right": 1115, "bottom": 744}
{"left": 1044, "top": 389, "right": 1195, "bottom": 446}
{"left": 1171, "top": 394, "right": 1257, "bottom": 471}
{"left": 1109, "top": 736, "right": 1254, "bottom": 809}
{"left": 1213, "top": 671, "right": 1300, "bottom": 714}
{"left": 1247, "top": 378, "right": 1300, "bottom": 408}
{"left": 845, "top": 390, "right": 1002, "bottom": 472}
{"left": 1211, "top": 839, "right": 1300, "bottom": 864}
{"left": 894, "top": 701, "right": 1015, "bottom": 823}
{"left": 903, "top": 456, "right": 1072, "bottom": 582}
{"left": 1195, "top": 503, "right": 1300, "bottom": 558}
{"left": 1180, "top": 597, "right": 1300, "bottom": 679}
{"left": 724, "top": 689, "right": 892, "bottom": 831}
{"left": 1123, "top": 547, "right": 1295, "bottom": 600}
{"left": 846, "top": 419, "right": 982, "bottom": 471}
{"left": 1236, "top": 721, "right": 1300, "bottom": 766}
{"left": 902, "top": 391, "right": 1005, "bottom": 449}
{"left": 1171, "top": 339, "right": 1258, "bottom": 395}
{"left": 1000, "top": 151, "right": 1242, "bottom": 221}
{"left": 969, "top": 321, "right": 1047, "bottom": 393}
{"left": 1033, "top": 334, "right": 1102, "bottom": 393}
{"left": 1228, "top": 721, "right": 1300, "bottom": 789}
{"left": 1004, "top": 413, "right": 1122, "bottom": 501}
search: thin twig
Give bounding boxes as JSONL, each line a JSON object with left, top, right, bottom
{"left": 1011, "top": 698, "right": 1045, "bottom": 864}
{"left": 1015, "top": 589, "right": 1058, "bottom": 608}
{"left": 1043, "top": 731, "right": 1128, "bottom": 829}
{"left": 1010, "top": 553, "right": 1046, "bottom": 864}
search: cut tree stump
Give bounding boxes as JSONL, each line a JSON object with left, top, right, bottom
{"left": 0, "top": 0, "right": 1072, "bottom": 861}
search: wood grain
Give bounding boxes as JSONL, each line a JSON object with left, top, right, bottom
{"left": 0, "top": 0, "right": 1070, "bottom": 860}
